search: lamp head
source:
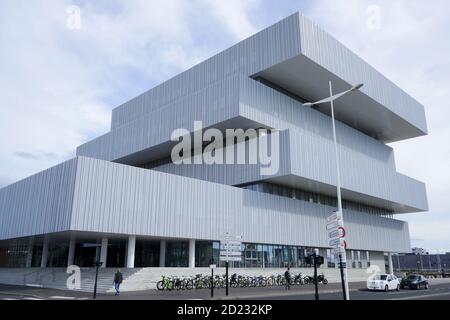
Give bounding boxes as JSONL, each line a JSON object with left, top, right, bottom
{"left": 303, "top": 102, "right": 314, "bottom": 107}
{"left": 351, "top": 83, "right": 364, "bottom": 91}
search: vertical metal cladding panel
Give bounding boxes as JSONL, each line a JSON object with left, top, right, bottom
{"left": 70, "top": 157, "right": 410, "bottom": 252}
{"left": 152, "top": 129, "right": 292, "bottom": 185}
{"left": 109, "top": 13, "right": 302, "bottom": 130}
{"left": 298, "top": 13, "right": 427, "bottom": 133}
{"left": 238, "top": 78, "right": 427, "bottom": 211}
{"left": 77, "top": 74, "right": 242, "bottom": 161}
{"left": 0, "top": 158, "right": 77, "bottom": 240}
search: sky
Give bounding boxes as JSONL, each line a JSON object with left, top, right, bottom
{"left": 0, "top": 0, "right": 449, "bottom": 253}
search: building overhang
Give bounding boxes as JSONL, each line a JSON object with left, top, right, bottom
{"left": 253, "top": 53, "right": 427, "bottom": 143}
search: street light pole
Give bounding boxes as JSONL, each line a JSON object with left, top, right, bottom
{"left": 329, "top": 81, "right": 350, "bottom": 301}
{"left": 304, "top": 81, "right": 363, "bottom": 301}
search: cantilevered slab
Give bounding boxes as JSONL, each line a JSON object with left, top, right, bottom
{"left": 253, "top": 13, "right": 427, "bottom": 143}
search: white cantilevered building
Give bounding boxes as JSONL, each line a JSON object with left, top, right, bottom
{"left": 0, "top": 13, "right": 427, "bottom": 273}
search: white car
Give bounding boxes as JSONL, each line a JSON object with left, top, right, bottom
{"left": 367, "top": 274, "right": 400, "bottom": 292}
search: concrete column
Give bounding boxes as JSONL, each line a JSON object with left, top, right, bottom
{"left": 67, "top": 240, "right": 76, "bottom": 266}
{"left": 25, "top": 237, "right": 34, "bottom": 268}
{"left": 100, "top": 238, "right": 108, "bottom": 268}
{"left": 40, "top": 238, "right": 49, "bottom": 268}
{"left": 189, "top": 239, "right": 196, "bottom": 268}
{"left": 388, "top": 253, "right": 394, "bottom": 274}
{"left": 159, "top": 240, "right": 166, "bottom": 267}
{"left": 126, "top": 235, "right": 136, "bottom": 268}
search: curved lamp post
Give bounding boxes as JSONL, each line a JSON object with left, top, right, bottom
{"left": 303, "top": 81, "right": 364, "bottom": 300}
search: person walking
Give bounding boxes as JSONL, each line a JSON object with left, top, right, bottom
{"left": 113, "top": 269, "right": 123, "bottom": 296}
{"left": 284, "top": 267, "right": 291, "bottom": 290}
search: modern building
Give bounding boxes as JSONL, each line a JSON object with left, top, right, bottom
{"left": 0, "top": 13, "right": 428, "bottom": 275}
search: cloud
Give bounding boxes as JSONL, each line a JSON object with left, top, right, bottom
{"left": 205, "top": 0, "right": 259, "bottom": 40}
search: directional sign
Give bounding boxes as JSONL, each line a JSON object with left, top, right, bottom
{"left": 220, "top": 256, "right": 241, "bottom": 262}
{"left": 220, "top": 243, "right": 241, "bottom": 250}
{"left": 220, "top": 234, "right": 243, "bottom": 262}
{"left": 326, "top": 220, "right": 339, "bottom": 230}
{"left": 220, "top": 251, "right": 242, "bottom": 257}
{"left": 329, "top": 237, "right": 346, "bottom": 248}
{"left": 327, "top": 212, "right": 339, "bottom": 223}
{"left": 328, "top": 229, "right": 340, "bottom": 238}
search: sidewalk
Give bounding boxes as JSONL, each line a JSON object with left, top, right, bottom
{"left": 97, "top": 281, "right": 365, "bottom": 300}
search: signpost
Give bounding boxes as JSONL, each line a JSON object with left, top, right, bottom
{"left": 220, "top": 233, "right": 242, "bottom": 296}
{"left": 210, "top": 262, "right": 215, "bottom": 297}
{"left": 327, "top": 210, "right": 348, "bottom": 300}
{"left": 304, "top": 252, "right": 324, "bottom": 300}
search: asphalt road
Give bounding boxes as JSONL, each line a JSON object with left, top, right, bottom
{"left": 0, "top": 279, "right": 449, "bottom": 300}
{"left": 245, "top": 282, "right": 450, "bottom": 300}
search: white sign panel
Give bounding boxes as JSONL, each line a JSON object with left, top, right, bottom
{"left": 327, "top": 212, "right": 338, "bottom": 223}
{"left": 220, "top": 251, "right": 242, "bottom": 257}
{"left": 220, "top": 256, "right": 242, "bottom": 262}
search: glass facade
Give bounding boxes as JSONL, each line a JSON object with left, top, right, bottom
{"left": 242, "top": 182, "right": 394, "bottom": 218}
{"left": 135, "top": 240, "right": 160, "bottom": 267}
{"left": 47, "top": 242, "right": 69, "bottom": 267}
{"left": 0, "top": 237, "right": 372, "bottom": 269}
{"left": 224, "top": 243, "right": 320, "bottom": 268}
{"left": 195, "top": 241, "right": 220, "bottom": 267}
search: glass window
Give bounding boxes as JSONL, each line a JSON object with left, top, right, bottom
{"left": 135, "top": 240, "right": 160, "bottom": 267}
{"left": 195, "top": 241, "right": 219, "bottom": 267}
{"left": 166, "top": 241, "right": 188, "bottom": 267}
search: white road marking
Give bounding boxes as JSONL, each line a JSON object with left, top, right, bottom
{"left": 390, "top": 291, "right": 450, "bottom": 300}
{"left": 49, "top": 296, "right": 77, "bottom": 300}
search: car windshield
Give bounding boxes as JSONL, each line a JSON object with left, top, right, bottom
{"left": 407, "top": 275, "right": 419, "bottom": 280}
{"left": 374, "top": 275, "right": 387, "bottom": 280}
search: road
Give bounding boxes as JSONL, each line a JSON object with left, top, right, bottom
{"left": 245, "top": 282, "right": 450, "bottom": 300}
{"left": 0, "top": 279, "right": 449, "bottom": 300}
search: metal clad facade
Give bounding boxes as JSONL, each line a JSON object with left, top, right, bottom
{"left": 0, "top": 158, "right": 77, "bottom": 240}
{"left": 70, "top": 157, "right": 410, "bottom": 252}
{"left": 109, "top": 13, "right": 302, "bottom": 130}
{"left": 298, "top": 13, "right": 427, "bottom": 133}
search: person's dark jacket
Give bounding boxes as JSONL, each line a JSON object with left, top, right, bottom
{"left": 114, "top": 272, "right": 123, "bottom": 284}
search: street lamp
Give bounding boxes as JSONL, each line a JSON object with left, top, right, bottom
{"left": 303, "top": 81, "right": 364, "bottom": 301}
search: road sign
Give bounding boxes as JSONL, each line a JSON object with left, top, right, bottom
{"left": 220, "top": 234, "right": 243, "bottom": 262}
{"left": 222, "top": 234, "right": 242, "bottom": 241}
{"left": 220, "top": 251, "right": 242, "bottom": 257}
{"left": 327, "top": 212, "right": 339, "bottom": 223}
{"left": 220, "top": 243, "right": 241, "bottom": 250}
{"left": 210, "top": 264, "right": 217, "bottom": 269}
{"left": 326, "top": 220, "right": 339, "bottom": 230}
{"left": 328, "top": 229, "right": 340, "bottom": 238}
{"left": 220, "top": 256, "right": 241, "bottom": 262}
{"left": 329, "top": 237, "right": 346, "bottom": 248}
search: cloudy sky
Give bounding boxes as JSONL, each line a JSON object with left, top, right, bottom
{"left": 0, "top": 0, "right": 449, "bottom": 253}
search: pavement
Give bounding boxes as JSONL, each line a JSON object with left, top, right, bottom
{"left": 1, "top": 279, "right": 450, "bottom": 300}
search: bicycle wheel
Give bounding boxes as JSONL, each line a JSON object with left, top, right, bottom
{"left": 185, "top": 280, "right": 193, "bottom": 290}
{"left": 156, "top": 281, "right": 164, "bottom": 290}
